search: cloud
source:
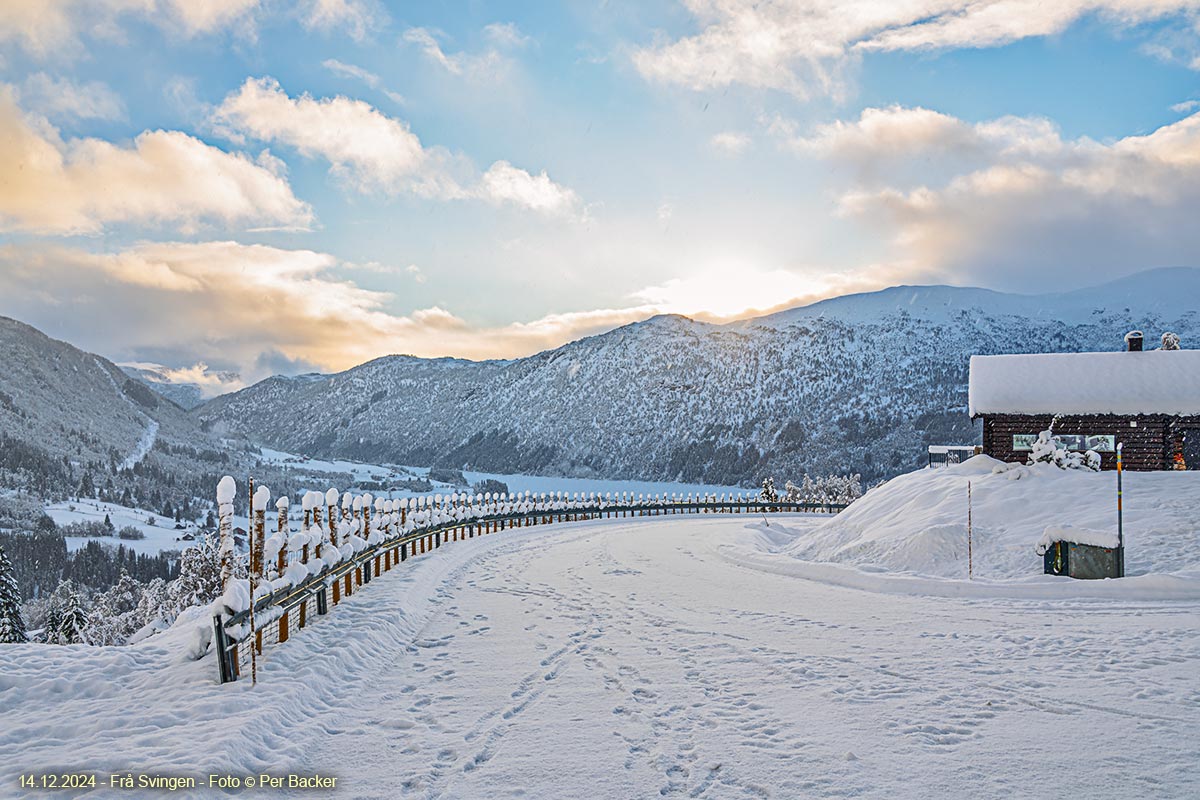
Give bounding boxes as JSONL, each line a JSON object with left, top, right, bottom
{"left": 302, "top": 0, "right": 381, "bottom": 40}
{"left": 793, "top": 104, "right": 1200, "bottom": 288}
{"left": 212, "top": 77, "right": 582, "bottom": 216}
{"left": 211, "top": 76, "right": 439, "bottom": 194}
{"left": 121, "top": 360, "right": 245, "bottom": 398}
{"left": 0, "top": 85, "right": 312, "bottom": 235}
{"left": 0, "top": 239, "right": 899, "bottom": 388}
{"left": 482, "top": 22, "right": 532, "bottom": 48}
{"left": 345, "top": 260, "right": 427, "bottom": 282}
{"left": 634, "top": 1, "right": 1200, "bottom": 97}
{"left": 0, "top": 240, "right": 651, "bottom": 383}
{"left": 477, "top": 161, "right": 582, "bottom": 217}
{"left": 1172, "top": 99, "right": 1200, "bottom": 113}
{"left": 321, "top": 58, "right": 405, "bottom": 104}
{"left": 401, "top": 23, "right": 528, "bottom": 80}
{"left": 0, "top": 0, "right": 261, "bottom": 57}
{"left": 709, "top": 131, "right": 750, "bottom": 155}
{"left": 19, "top": 72, "right": 125, "bottom": 121}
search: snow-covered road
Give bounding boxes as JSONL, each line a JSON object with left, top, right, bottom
{"left": 3, "top": 516, "right": 1198, "bottom": 799}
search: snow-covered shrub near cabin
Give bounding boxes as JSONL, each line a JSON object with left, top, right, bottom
{"left": 781, "top": 474, "right": 865, "bottom": 506}
{"left": 1028, "top": 430, "right": 1101, "bottom": 471}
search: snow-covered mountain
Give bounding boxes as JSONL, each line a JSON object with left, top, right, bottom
{"left": 198, "top": 267, "right": 1200, "bottom": 485}
{"left": 0, "top": 316, "right": 255, "bottom": 503}
{"left": 119, "top": 365, "right": 212, "bottom": 411}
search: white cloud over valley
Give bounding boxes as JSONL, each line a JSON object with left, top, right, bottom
{"left": 0, "top": 85, "right": 312, "bottom": 235}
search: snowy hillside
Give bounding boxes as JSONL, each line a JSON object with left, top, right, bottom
{"left": 199, "top": 268, "right": 1200, "bottom": 486}
{"left": 785, "top": 456, "right": 1200, "bottom": 581}
{"left": 0, "top": 316, "right": 265, "bottom": 510}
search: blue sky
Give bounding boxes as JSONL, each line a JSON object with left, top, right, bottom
{"left": 1, "top": 1, "right": 1198, "bottom": 392}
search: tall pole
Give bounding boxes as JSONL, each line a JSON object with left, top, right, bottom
{"left": 248, "top": 476, "right": 258, "bottom": 688}
{"left": 1116, "top": 443, "right": 1125, "bottom": 578}
{"left": 967, "top": 480, "right": 973, "bottom": 580}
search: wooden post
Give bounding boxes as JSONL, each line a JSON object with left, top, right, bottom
{"left": 327, "top": 489, "right": 338, "bottom": 547}
{"left": 276, "top": 497, "right": 289, "bottom": 576}
{"left": 248, "top": 476, "right": 258, "bottom": 687}
{"left": 216, "top": 476, "right": 236, "bottom": 591}
{"left": 312, "top": 503, "right": 324, "bottom": 561}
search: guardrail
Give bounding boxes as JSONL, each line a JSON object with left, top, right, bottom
{"left": 210, "top": 483, "right": 847, "bottom": 684}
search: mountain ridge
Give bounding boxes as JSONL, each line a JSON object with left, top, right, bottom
{"left": 193, "top": 267, "right": 1200, "bottom": 485}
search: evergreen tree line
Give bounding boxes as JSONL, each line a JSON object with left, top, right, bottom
{"left": 0, "top": 533, "right": 225, "bottom": 646}
{"left": 0, "top": 531, "right": 179, "bottom": 601}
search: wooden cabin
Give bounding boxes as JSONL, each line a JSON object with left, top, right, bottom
{"left": 968, "top": 333, "right": 1200, "bottom": 471}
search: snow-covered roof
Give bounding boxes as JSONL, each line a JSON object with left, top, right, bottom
{"left": 969, "top": 350, "right": 1200, "bottom": 416}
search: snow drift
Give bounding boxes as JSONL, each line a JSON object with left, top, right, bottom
{"left": 786, "top": 456, "right": 1200, "bottom": 580}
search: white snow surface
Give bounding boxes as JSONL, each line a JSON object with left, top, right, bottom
{"left": 1, "top": 514, "right": 1197, "bottom": 799}
{"left": 787, "top": 456, "right": 1200, "bottom": 583}
{"left": 968, "top": 350, "right": 1200, "bottom": 416}
{"left": 43, "top": 500, "right": 195, "bottom": 555}
{"left": 1036, "top": 524, "right": 1121, "bottom": 555}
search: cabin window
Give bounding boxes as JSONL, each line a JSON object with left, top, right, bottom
{"left": 1012, "top": 434, "right": 1115, "bottom": 452}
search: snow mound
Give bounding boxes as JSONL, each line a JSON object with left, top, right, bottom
{"left": 786, "top": 455, "right": 1200, "bottom": 580}
{"left": 1036, "top": 525, "right": 1120, "bottom": 555}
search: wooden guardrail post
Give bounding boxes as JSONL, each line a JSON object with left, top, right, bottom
{"left": 326, "top": 488, "right": 339, "bottom": 547}
{"left": 275, "top": 496, "right": 290, "bottom": 642}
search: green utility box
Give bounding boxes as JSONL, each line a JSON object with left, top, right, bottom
{"left": 1043, "top": 540, "right": 1124, "bottom": 579}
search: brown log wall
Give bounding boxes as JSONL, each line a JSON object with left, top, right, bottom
{"left": 980, "top": 414, "right": 1200, "bottom": 471}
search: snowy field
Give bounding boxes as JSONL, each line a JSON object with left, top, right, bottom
{"left": 44, "top": 500, "right": 192, "bottom": 556}
{"left": 2, "top": 513, "right": 1197, "bottom": 799}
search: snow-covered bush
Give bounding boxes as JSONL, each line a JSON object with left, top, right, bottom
{"left": 1028, "top": 431, "right": 1101, "bottom": 471}
{"left": 782, "top": 474, "right": 865, "bottom": 506}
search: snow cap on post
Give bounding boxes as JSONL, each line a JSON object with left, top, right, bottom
{"left": 342, "top": 492, "right": 353, "bottom": 509}
{"left": 326, "top": 488, "right": 339, "bottom": 506}
{"left": 253, "top": 485, "right": 271, "bottom": 510}
{"left": 352, "top": 495, "right": 362, "bottom": 511}
{"left": 276, "top": 496, "right": 289, "bottom": 510}
{"left": 216, "top": 476, "right": 236, "bottom": 505}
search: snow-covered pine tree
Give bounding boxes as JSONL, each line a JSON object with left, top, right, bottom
{"left": 760, "top": 476, "right": 779, "bottom": 502}
{"left": 86, "top": 571, "right": 145, "bottom": 646}
{"left": 0, "top": 543, "right": 28, "bottom": 643}
{"left": 56, "top": 586, "right": 89, "bottom": 645}
{"left": 167, "top": 532, "right": 227, "bottom": 619}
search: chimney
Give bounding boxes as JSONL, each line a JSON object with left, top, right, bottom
{"left": 1124, "top": 330, "right": 1144, "bottom": 352}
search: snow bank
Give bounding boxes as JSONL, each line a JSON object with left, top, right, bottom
{"left": 786, "top": 456, "right": 1200, "bottom": 580}
{"left": 1036, "top": 525, "right": 1120, "bottom": 555}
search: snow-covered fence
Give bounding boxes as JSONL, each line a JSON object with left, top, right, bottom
{"left": 210, "top": 482, "right": 847, "bottom": 683}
